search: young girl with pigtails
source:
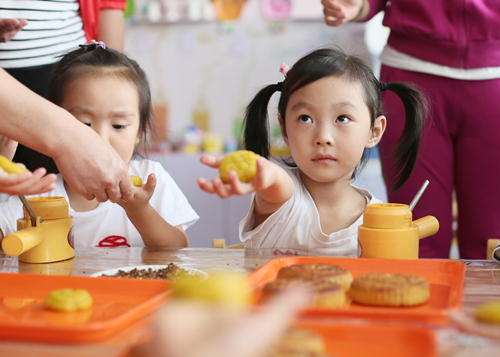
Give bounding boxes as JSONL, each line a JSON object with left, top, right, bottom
{"left": 0, "top": 41, "right": 199, "bottom": 249}
{"left": 198, "top": 47, "right": 428, "bottom": 256}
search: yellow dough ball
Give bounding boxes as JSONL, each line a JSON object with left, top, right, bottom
{"left": 45, "top": 289, "right": 93, "bottom": 312}
{"left": 130, "top": 175, "right": 143, "bottom": 186}
{"left": 173, "top": 272, "right": 252, "bottom": 309}
{"left": 475, "top": 300, "right": 500, "bottom": 324}
{"left": 0, "top": 155, "right": 29, "bottom": 174}
{"left": 218, "top": 150, "right": 260, "bottom": 183}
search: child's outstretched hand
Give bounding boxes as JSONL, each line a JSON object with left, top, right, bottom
{"left": 197, "top": 154, "right": 280, "bottom": 199}
{"left": 0, "top": 167, "right": 57, "bottom": 195}
{"left": 117, "top": 173, "right": 156, "bottom": 212}
{"left": 0, "top": 155, "right": 57, "bottom": 195}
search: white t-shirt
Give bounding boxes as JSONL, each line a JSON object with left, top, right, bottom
{"left": 0, "top": 159, "right": 199, "bottom": 248}
{"left": 239, "top": 168, "right": 382, "bottom": 257}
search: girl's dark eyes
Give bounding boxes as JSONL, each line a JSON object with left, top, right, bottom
{"left": 83, "top": 122, "right": 91, "bottom": 127}
{"left": 113, "top": 124, "right": 126, "bottom": 130}
{"left": 298, "top": 115, "right": 312, "bottom": 123}
{"left": 336, "top": 115, "right": 351, "bottom": 124}
{"left": 297, "top": 115, "right": 351, "bottom": 124}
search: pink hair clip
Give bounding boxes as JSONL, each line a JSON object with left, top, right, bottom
{"left": 80, "top": 39, "right": 107, "bottom": 52}
{"left": 279, "top": 63, "right": 290, "bottom": 78}
{"left": 91, "top": 39, "right": 107, "bottom": 49}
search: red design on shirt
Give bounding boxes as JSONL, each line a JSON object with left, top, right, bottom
{"left": 97, "top": 236, "right": 131, "bottom": 247}
{"left": 273, "top": 249, "right": 298, "bottom": 256}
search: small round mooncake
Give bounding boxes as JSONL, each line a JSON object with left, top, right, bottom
{"left": 261, "top": 278, "right": 346, "bottom": 308}
{"left": 277, "top": 263, "right": 353, "bottom": 291}
{"left": 350, "top": 273, "right": 430, "bottom": 307}
{"left": 218, "top": 150, "right": 260, "bottom": 183}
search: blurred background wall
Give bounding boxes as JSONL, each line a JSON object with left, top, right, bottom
{"left": 123, "top": 0, "right": 386, "bottom": 146}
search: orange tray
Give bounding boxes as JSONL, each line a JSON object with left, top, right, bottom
{"left": 246, "top": 257, "right": 465, "bottom": 324}
{"left": 0, "top": 272, "right": 170, "bottom": 344}
{"left": 294, "top": 319, "right": 438, "bottom": 357}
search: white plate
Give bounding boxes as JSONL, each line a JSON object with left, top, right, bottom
{"left": 90, "top": 265, "right": 208, "bottom": 280}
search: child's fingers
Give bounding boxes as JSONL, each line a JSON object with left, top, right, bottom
{"left": 197, "top": 177, "right": 217, "bottom": 194}
{"left": 0, "top": 169, "right": 31, "bottom": 182}
{"left": 144, "top": 173, "right": 157, "bottom": 194}
{"left": 212, "top": 177, "right": 234, "bottom": 198}
{"left": 19, "top": 170, "right": 54, "bottom": 193}
{"left": 227, "top": 170, "right": 254, "bottom": 195}
{"left": 23, "top": 174, "right": 57, "bottom": 195}
{"left": 251, "top": 157, "right": 271, "bottom": 189}
{"left": 199, "top": 154, "right": 222, "bottom": 169}
{"left": 0, "top": 171, "right": 56, "bottom": 195}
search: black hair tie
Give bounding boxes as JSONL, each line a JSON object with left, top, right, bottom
{"left": 276, "top": 82, "right": 283, "bottom": 91}
{"left": 380, "top": 82, "right": 388, "bottom": 92}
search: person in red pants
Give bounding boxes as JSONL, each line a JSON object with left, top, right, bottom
{"left": 322, "top": 0, "right": 500, "bottom": 259}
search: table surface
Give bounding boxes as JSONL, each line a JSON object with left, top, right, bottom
{"left": 1, "top": 247, "right": 500, "bottom": 357}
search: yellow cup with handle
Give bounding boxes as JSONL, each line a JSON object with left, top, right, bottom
{"left": 2, "top": 197, "right": 74, "bottom": 263}
{"left": 358, "top": 203, "right": 439, "bottom": 259}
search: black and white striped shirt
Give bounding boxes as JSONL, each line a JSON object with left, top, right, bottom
{"left": 0, "top": 0, "right": 86, "bottom": 68}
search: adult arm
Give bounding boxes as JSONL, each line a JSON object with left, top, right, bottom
{"left": 0, "top": 18, "right": 28, "bottom": 42}
{"left": 97, "top": 9, "right": 124, "bottom": 52}
{"left": 0, "top": 68, "right": 134, "bottom": 202}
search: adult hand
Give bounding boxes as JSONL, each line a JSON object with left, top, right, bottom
{"left": 322, "top": 0, "right": 364, "bottom": 26}
{"left": 0, "top": 18, "right": 28, "bottom": 42}
{"left": 52, "top": 125, "right": 134, "bottom": 203}
{"left": 0, "top": 167, "right": 56, "bottom": 195}
{"left": 197, "top": 156, "right": 280, "bottom": 199}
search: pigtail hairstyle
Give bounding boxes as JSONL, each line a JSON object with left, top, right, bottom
{"left": 382, "top": 82, "right": 428, "bottom": 192}
{"left": 243, "top": 47, "right": 428, "bottom": 192}
{"left": 243, "top": 84, "right": 282, "bottom": 158}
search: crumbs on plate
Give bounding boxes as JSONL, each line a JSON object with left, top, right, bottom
{"left": 101, "top": 262, "right": 203, "bottom": 282}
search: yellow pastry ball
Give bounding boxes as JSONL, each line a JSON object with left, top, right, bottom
{"left": 0, "top": 155, "right": 29, "bottom": 174}
{"left": 218, "top": 150, "right": 260, "bottom": 183}
{"left": 475, "top": 300, "right": 500, "bottom": 324}
{"left": 130, "top": 175, "right": 143, "bottom": 187}
{"left": 173, "top": 272, "right": 252, "bottom": 309}
{"left": 45, "top": 289, "right": 93, "bottom": 312}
